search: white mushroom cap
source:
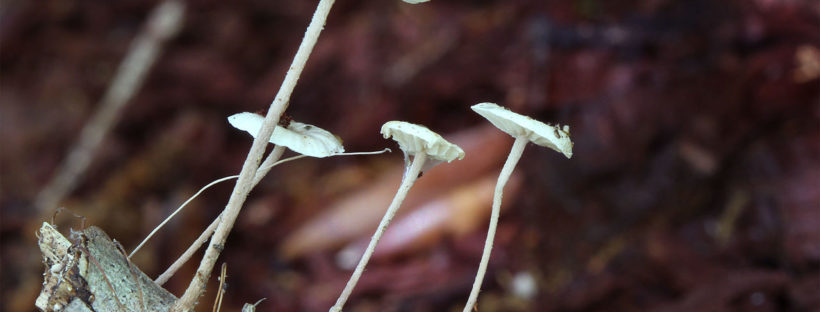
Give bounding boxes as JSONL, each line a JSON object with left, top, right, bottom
{"left": 402, "top": 0, "right": 431, "bottom": 3}
{"left": 228, "top": 112, "right": 344, "bottom": 158}
{"left": 380, "top": 121, "right": 464, "bottom": 162}
{"left": 471, "top": 102, "right": 573, "bottom": 158}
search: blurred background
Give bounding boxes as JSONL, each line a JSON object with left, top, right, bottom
{"left": 1, "top": 0, "right": 818, "bottom": 311}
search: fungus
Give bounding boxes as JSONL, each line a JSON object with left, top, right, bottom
{"left": 331, "top": 121, "right": 463, "bottom": 312}
{"left": 129, "top": 112, "right": 344, "bottom": 259}
{"left": 463, "top": 102, "right": 572, "bottom": 311}
{"left": 228, "top": 112, "right": 344, "bottom": 158}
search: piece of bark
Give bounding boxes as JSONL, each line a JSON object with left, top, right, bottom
{"left": 35, "top": 222, "right": 177, "bottom": 311}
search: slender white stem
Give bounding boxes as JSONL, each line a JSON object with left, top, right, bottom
{"left": 331, "top": 153, "right": 428, "bottom": 312}
{"left": 34, "top": 0, "right": 185, "bottom": 213}
{"left": 129, "top": 175, "right": 234, "bottom": 258}
{"left": 173, "top": 0, "right": 336, "bottom": 309}
{"left": 463, "top": 137, "right": 527, "bottom": 312}
{"left": 151, "top": 149, "right": 389, "bottom": 284}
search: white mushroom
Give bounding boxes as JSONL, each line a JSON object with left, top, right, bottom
{"left": 228, "top": 112, "right": 344, "bottom": 158}
{"left": 331, "top": 121, "right": 463, "bottom": 312}
{"left": 130, "top": 112, "right": 344, "bottom": 259}
{"left": 463, "top": 103, "right": 573, "bottom": 311}
{"left": 402, "top": 0, "right": 431, "bottom": 4}
{"left": 471, "top": 103, "right": 572, "bottom": 158}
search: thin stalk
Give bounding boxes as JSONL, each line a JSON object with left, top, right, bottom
{"left": 463, "top": 137, "right": 527, "bottom": 312}
{"left": 152, "top": 149, "right": 389, "bottom": 285}
{"left": 155, "top": 212, "right": 218, "bottom": 285}
{"left": 331, "top": 153, "right": 427, "bottom": 312}
{"left": 129, "top": 146, "right": 286, "bottom": 259}
{"left": 34, "top": 0, "right": 185, "bottom": 213}
{"left": 172, "top": 0, "right": 336, "bottom": 309}
{"left": 153, "top": 145, "right": 284, "bottom": 285}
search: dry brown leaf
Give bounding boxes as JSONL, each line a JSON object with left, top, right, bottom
{"left": 341, "top": 172, "right": 523, "bottom": 262}
{"left": 280, "top": 125, "right": 510, "bottom": 258}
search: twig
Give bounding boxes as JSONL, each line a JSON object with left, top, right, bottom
{"left": 152, "top": 149, "right": 389, "bottom": 285}
{"left": 155, "top": 213, "right": 219, "bottom": 286}
{"left": 152, "top": 146, "right": 285, "bottom": 284}
{"left": 130, "top": 146, "right": 286, "bottom": 259}
{"left": 34, "top": 0, "right": 185, "bottom": 213}
{"left": 213, "top": 263, "right": 227, "bottom": 312}
{"left": 172, "top": 1, "right": 337, "bottom": 308}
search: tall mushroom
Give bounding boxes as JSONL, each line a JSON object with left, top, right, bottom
{"left": 331, "top": 121, "right": 464, "bottom": 312}
{"left": 464, "top": 103, "right": 573, "bottom": 311}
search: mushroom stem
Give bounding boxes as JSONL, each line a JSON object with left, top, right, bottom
{"left": 331, "top": 153, "right": 428, "bottom": 312}
{"left": 463, "top": 136, "right": 528, "bottom": 312}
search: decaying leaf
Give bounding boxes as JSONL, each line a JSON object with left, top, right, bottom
{"left": 340, "top": 172, "right": 523, "bottom": 262}
{"left": 281, "top": 126, "right": 510, "bottom": 258}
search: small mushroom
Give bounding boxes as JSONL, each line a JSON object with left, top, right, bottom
{"left": 129, "top": 113, "right": 344, "bottom": 259}
{"left": 331, "top": 121, "right": 463, "bottom": 312}
{"left": 463, "top": 103, "right": 573, "bottom": 311}
{"left": 402, "top": 0, "right": 431, "bottom": 3}
{"left": 228, "top": 112, "right": 344, "bottom": 158}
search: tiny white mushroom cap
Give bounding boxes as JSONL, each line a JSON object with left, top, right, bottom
{"left": 380, "top": 121, "right": 464, "bottom": 162}
{"left": 228, "top": 112, "right": 344, "bottom": 158}
{"left": 402, "top": 0, "right": 431, "bottom": 4}
{"left": 471, "top": 102, "right": 573, "bottom": 158}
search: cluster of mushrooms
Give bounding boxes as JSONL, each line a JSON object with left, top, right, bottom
{"left": 161, "top": 102, "right": 573, "bottom": 311}
{"left": 231, "top": 103, "right": 572, "bottom": 311}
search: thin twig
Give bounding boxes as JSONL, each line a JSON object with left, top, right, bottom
{"left": 130, "top": 146, "right": 286, "bottom": 258}
{"left": 212, "top": 263, "right": 227, "bottom": 312}
{"left": 152, "top": 146, "right": 284, "bottom": 285}
{"left": 34, "top": 0, "right": 185, "bottom": 213}
{"left": 173, "top": 0, "right": 337, "bottom": 303}
{"left": 152, "top": 149, "right": 390, "bottom": 284}
{"left": 155, "top": 213, "right": 219, "bottom": 286}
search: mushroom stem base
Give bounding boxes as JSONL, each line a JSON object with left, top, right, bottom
{"left": 463, "top": 136, "right": 528, "bottom": 312}
{"left": 331, "top": 153, "right": 428, "bottom": 311}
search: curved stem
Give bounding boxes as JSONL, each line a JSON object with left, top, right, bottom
{"left": 149, "top": 148, "right": 389, "bottom": 284}
{"left": 331, "top": 153, "right": 427, "bottom": 312}
{"left": 172, "top": 0, "right": 336, "bottom": 309}
{"left": 130, "top": 146, "right": 286, "bottom": 259}
{"left": 463, "top": 137, "right": 527, "bottom": 312}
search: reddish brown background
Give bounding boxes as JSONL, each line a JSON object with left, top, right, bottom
{"left": 1, "top": 0, "right": 818, "bottom": 311}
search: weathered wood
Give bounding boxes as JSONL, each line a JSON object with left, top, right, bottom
{"left": 36, "top": 223, "right": 177, "bottom": 311}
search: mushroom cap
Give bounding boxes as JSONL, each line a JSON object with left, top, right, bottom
{"left": 380, "top": 121, "right": 464, "bottom": 162}
{"left": 402, "top": 0, "right": 431, "bottom": 3}
{"left": 228, "top": 112, "right": 344, "bottom": 158}
{"left": 471, "top": 103, "right": 573, "bottom": 158}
